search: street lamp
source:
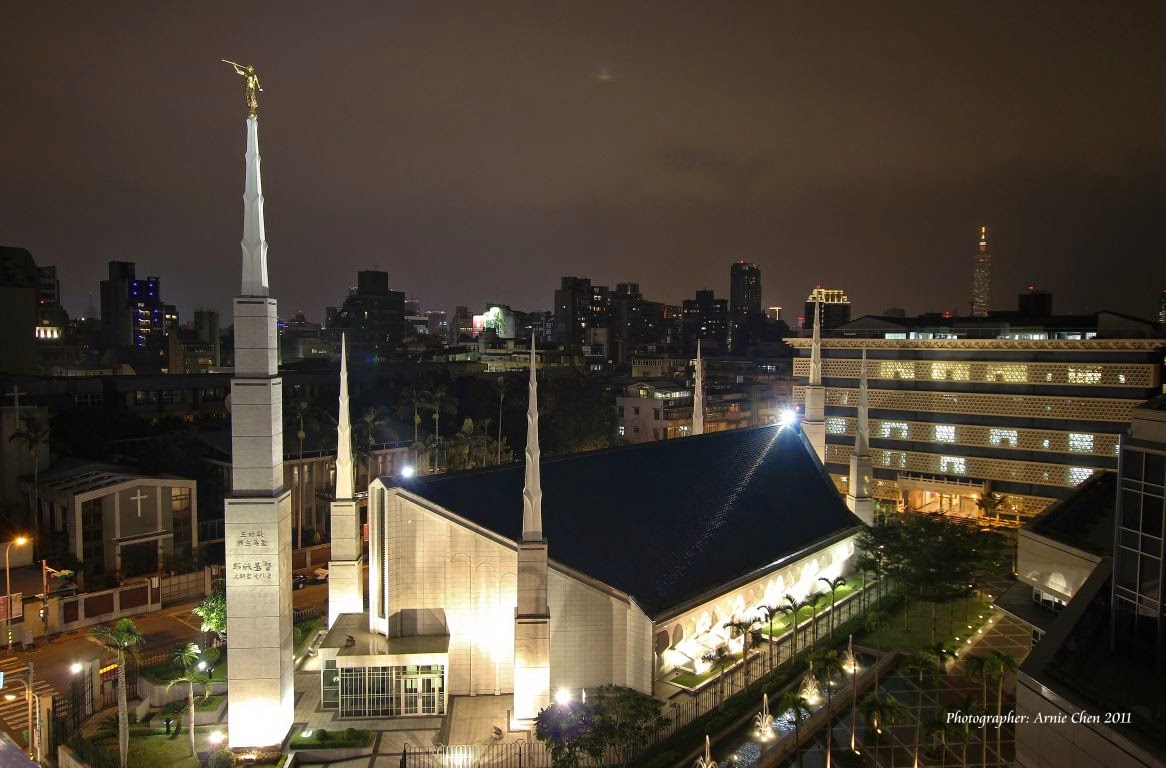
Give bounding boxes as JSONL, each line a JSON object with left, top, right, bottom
{"left": 3, "top": 535, "right": 29, "bottom": 651}
{"left": 2, "top": 664, "right": 39, "bottom": 761}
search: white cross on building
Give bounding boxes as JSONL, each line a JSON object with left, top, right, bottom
{"left": 130, "top": 489, "right": 149, "bottom": 518}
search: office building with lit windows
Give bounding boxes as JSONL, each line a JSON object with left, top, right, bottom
{"left": 803, "top": 287, "right": 851, "bottom": 331}
{"left": 791, "top": 309, "right": 1165, "bottom": 523}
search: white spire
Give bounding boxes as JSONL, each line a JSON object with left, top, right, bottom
{"left": 809, "top": 300, "right": 822, "bottom": 385}
{"left": 335, "top": 333, "right": 354, "bottom": 499}
{"left": 692, "top": 339, "right": 705, "bottom": 435}
{"left": 240, "top": 117, "right": 269, "bottom": 297}
{"left": 521, "top": 336, "right": 543, "bottom": 541}
{"left": 855, "top": 346, "right": 869, "bottom": 457}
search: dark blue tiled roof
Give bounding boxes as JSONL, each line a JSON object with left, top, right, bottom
{"left": 396, "top": 425, "right": 863, "bottom": 618}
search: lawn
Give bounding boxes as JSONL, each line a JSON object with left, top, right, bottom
{"left": 160, "top": 694, "right": 224, "bottom": 716}
{"left": 856, "top": 592, "right": 995, "bottom": 655}
{"left": 289, "top": 728, "right": 373, "bottom": 749}
{"left": 140, "top": 657, "right": 228, "bottom": 685}
{"left": 670, "top": 651, "right": 744, "bottom": 689}
{"left": 293, "top": 617, "right": 326, "bottom": 656}
{"left": 83, "top": 722, "right": 261, "bottom": 768}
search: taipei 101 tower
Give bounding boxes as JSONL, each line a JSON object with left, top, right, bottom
{"left": 971, "top": 225, "right": 991, "bottom": 317}
{"left": 222, "top": 61, "right": 295, "bottom": 748}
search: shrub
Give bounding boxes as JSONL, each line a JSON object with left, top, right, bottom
{"left": 208, "top": 749, "right": 237, "bottom": 768}
{"left": 344, "top": 727, "right": 358, "bottom": 740}
{"left": 315, "top": 728, "right": 328, "bottom": 742}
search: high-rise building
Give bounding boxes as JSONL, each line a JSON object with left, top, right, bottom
{"left": 730, "top": 262, "right": 762, "bottom": 316}
{"left": 553, "top": 276, "right": 593, "bottom": 345}
{"left": 99, "top": 261, "right": 166, "bottom": 349}
{"left": 0, "top": 246, "right": 39, "bottom": 373}
{"left": 803, "top": 287, "right": 851, "bottom": 331}
{"left": 427, "top": 310, "right": 448, "bottom": 338}
{"left": 682, "top": 289, "right": 729, "bottom": 353}
{"left": 791, "top": 308, "right": 1165, "bottom": 523}
{"left": 1018, "top": 284, "right": 1053, "bottom": 317}
{"left": 765, "top": 306, "right": 782, "bottom": 322}
{"left": 971, "top": 225, "right": 991, "bottom": 317}
{"left": 194, "top": 308, "right": 221, "bottom": 366}
{"left": 330, "top": 269, "right": 406, "bottom": 360}
{"left": 35, "top": 265, "right": 67, "bottom": 342}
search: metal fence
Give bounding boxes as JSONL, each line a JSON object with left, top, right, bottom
{"left": 404, "top": 582, "right": 885, "bottom": 768}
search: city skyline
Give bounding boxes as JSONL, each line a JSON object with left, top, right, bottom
{"left": 4, "top": 2, "right": 1165, "bottom": 322}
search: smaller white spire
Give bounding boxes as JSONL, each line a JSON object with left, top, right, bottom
{"left": 809, "top": 300, "right": 822, "bottom": 385}
{"left": 692, "top": 339, "right": 705, "bottom": 435}
{"left": 854, "top": 347, "right": 869, "bottom": 457}
{"left": 335, "top": 334, "right": 354, "bottom": 499}
{"left": 521, "top": 336, "right": 543, "bottom": 541}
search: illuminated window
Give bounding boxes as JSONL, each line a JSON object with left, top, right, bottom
{"left": 989, "top": 428, "right": 1018, "bottom": 447}
{"left": 985, "top": 364, "right": 1028, "bottom": 383}
{"left": 618, "top": 425, "right": 625, "bottom": 436}
{"left": 1069, "top": 433, "right": 1094, "bottom": 453}
{"left": 826, "top": 417, "right": 847, "bottom": 435}
{"left": 1042, "top": 438, "right": 1050, "bottom": 449}
{"left": 934, "top": 425, "right": 955, "bottom": 443}
{"left": 878, "top": 361, "right": 915, "bottom": 379}
{"left": 1067, "top": 366, "right": 1102, "bottom": 384}
{"left": 1068, "top": 467, "right": 1093, "bottom": 485}
{"left": 929, "top": 362, "right": 970, "bottom": 381}
{"left": 1118, "top": 374, "right": 1127, "bottom": 384}
{"left": 880, "top": 422, "right": 908, "bottom": 439}
{"left": 939, "top": 456, "right": 966, "bottom": 474}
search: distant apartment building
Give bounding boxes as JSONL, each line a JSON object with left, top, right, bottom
{"left": 616, "top": 373, "right": 790, "bottom": 443}
{"left": 804, "top": 286, "right": 851, "bottom": 331}
{"left": 0, "top": 246, "right": 39, "bottom": 373}
{"left": 791, "top": 308, "right": 1165, "bottom": 522}
{"left": 682, "top": 289, "right": 729, "bottom": 353}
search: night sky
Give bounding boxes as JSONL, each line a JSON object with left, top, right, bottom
{"left": 4, "top": 2, "right": 1165, "bottom": 323}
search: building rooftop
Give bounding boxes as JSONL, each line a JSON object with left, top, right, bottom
{"left": 1026, "top": 471, "right": 1116, "bottom": 557}
{"left": 396, "top": 424, "right": 863, "bottom": 618}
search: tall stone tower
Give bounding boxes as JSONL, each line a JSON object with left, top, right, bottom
{"left": 971, "top": 225, "right": 991, "bottom": 317}
{"left": 803, "top": 301, "right": 827, "bottom": 464}
{"left": 328, "top": 334, "right": 363, "bottom": 626}
{"left": 692, "top": 339, "right": 704, "bottom": 436}
{"left": 513, "top": 337, "right": 550, "bottom": 724}
{"left": 224, "top": 112, "right": 294, "bottom": 747}
{"left": 846, "top": 348, "right": 875, "bottom": 525}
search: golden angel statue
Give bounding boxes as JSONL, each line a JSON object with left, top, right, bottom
{"left": 223, "top": 60, "right": 262, "bottom": 118}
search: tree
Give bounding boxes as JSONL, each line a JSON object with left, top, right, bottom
{"left": 534, "top": 700, "right": 601, "bottom": 768}
{"left": 803, "top": 591, "right": 826, "bottom": 646}
{"left": 167, "top": 642, "right": 210, "bottom": 757}
{"left": 901, "top": 651, "right": 937, "bottom": 768}
{"left": 810, "top": 648, "right": 845, "bottom": 768}
{"left": 587, "top": 685, "right": 667, "bottom": 768}
{"left": 986, "top": 649, "right": 1019, "bottom": 759}
{"left": 818, "top": 576, "right": 847, "bottom": 638}
{"left": 87, "top": 618, "right": 144, "bottom": 768}
{"left": 975, "top": 492, "right": 1005, "bottom": 523}
{"left": 725, "top": 617, "right": 757, "bottom": 688}
{"left": 9, "top": 412, "right": 50, "bottom": 524}
{"left": 423, "top": 385, "right": 457, "bottom": 442}
{"left": 355, "top": 406, "right": 393, "bottom": 486}
{"left": 776, "top": 691, "right": 812, "bottom": 768}
{"left": 926, "top": 641, "right": 956, "bottom": 682}
{"left": 493, "top": 375, "right": 511, "bottom": 465}
{"left": 925, "top": 705, "right": 960, "bottom": 768}
{"left": 193, "top": 588, "right": 227, "bottom": 643}
{"left": 863, "top": 609, "right": 886, "bottom": 692}
{"left": 701, "top": 645, "right": 732, "bottom": 711}
{"left": 395, "top": 384, "right": 426, "bottom": 445}
{"left": 965, "top": 654, "right": 992, "bottom": 768}
{"left": 859, "top": 693, "right": 908, "bottom": 765}
{"left": 759, "top": 604, "right": 781, "bottom": 672}
{"left": 779, "top": 594, "right": 802, "bottom": 657}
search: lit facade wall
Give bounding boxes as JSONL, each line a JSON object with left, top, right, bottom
{"left": 367, "top": 485, "right": 653, "bottom": 700}
{"left": 790, "top": 338, "right": 1165, "bottom": 520}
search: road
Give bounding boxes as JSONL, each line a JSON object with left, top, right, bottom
{"left": 0, "top": 580, "right": 328, "bottom": 744}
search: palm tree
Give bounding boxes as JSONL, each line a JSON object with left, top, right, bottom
{"left": 779, "top": 593, "right": 802, "bottom": 657}
{"left": 775, "top": 691, "right": 812, "bottom": 768}
{"left": 804, "top": 590, "right": 826, "bottom": 646}
{"left": 87, "top": 618, "right": 144, "bottom": 768}
{"left": 355, "top": 406, "right": 392, "bottom": 486}
{"left": 987, "top": 649, "right": 1019, "bottom": 760}
{"left": 926, "top": 705, "right": 961, "bottom": 768}
{"left": 701, "top": 645, "right": 732, "bottom": 711}
{"left": 395, "top": 384, "right": 426, "bottom": 445}
{"left": 863, "top": 609, "right": 886, "bottom": 692}
{"left": 811, "top": 648, "right": 845, "bottom": 768}
{"left": 9, "top": 412, "right": 50, "bottom": 524}
{"left": 859, "top": 693, "right": 909, "bottom": 765}
{"left": 424, "top": 384, "right": 457, "bottom": 442}
{"left": 759, "top": 604, "right": 781, "bottom": 672}
{"left": 493, "top": 375, "right": 510, "bottom": 465}
{"left": 965, "top": 654, "right": 991, "bottom": 767}
{"left": 927, "top": 641, "right": 956, "bottom": 682}
{"left": 819, "top": 576, "right": 848, "bottom": 638}
{"left": 901, "top": 651, "right": 937, "bottom": 768}
{"left": 725, "top": 617, "right": 758, "bottom": 688}
{"left": 166, "top": 642, "right": 210, "bottom": 757}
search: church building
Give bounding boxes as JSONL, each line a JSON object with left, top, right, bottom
{"left": 318, "top": 340, "right": 864, "bottom": 726}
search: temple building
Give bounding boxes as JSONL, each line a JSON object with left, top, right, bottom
{"left": 317, "top": 340, "right": 863, "bottom": 727}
